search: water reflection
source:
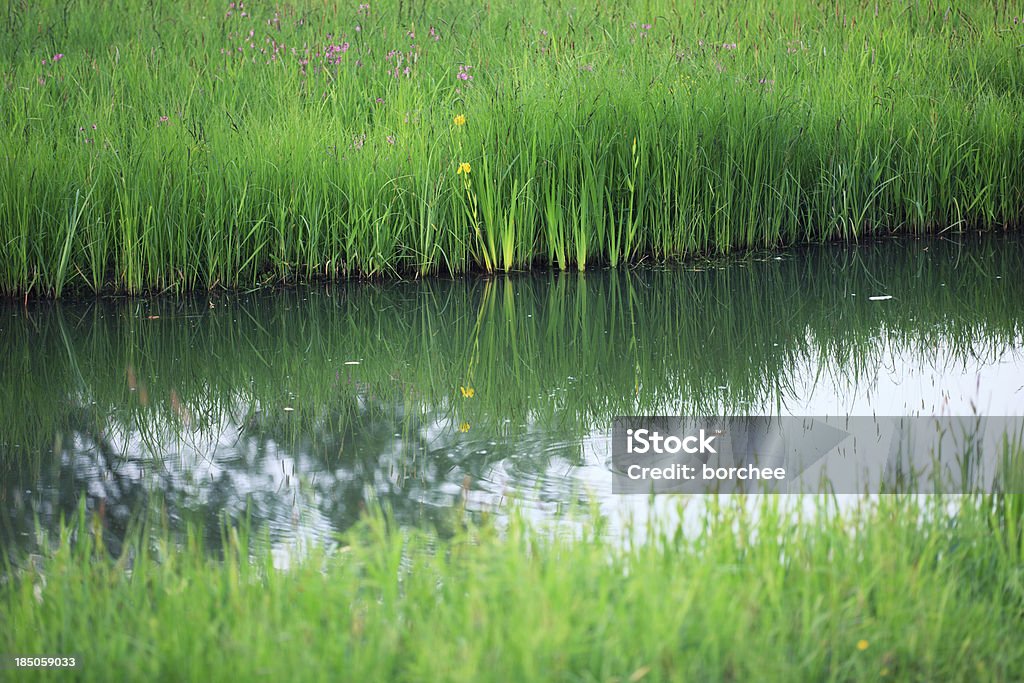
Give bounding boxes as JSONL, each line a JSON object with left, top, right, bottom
{"left": 2, "top": 235, "right": 1023, "bottom": 557}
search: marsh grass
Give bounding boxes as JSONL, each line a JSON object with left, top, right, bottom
{"left": 3, "top": 494, "right": 1024, "bottom": 681}
{"left": 1, "top": 0, "right": 1022, "bottom": 295}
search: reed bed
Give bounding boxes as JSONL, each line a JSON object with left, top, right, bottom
{"left": 1, "top": 0, "right": 1022, "bottom": 295}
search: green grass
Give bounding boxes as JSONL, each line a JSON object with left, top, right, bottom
{"left": 3, "top": 494, "right": 1024, "bottom": 681}
{"left": 1, "top": 0, "right": 1022, "bottom": 295}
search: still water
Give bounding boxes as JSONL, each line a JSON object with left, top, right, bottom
{"left": 2, "top": 235, "right": 1023, "bottom": 558}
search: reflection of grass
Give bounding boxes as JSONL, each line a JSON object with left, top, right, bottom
{"left": 4, "top": 494, "right": 1023, "bottom": 681}
{"left": 1, "top": 237, "right": 1022, "bottom": 468}
{"left": 2, "top": 1, "right": 1024, "bottom": 294}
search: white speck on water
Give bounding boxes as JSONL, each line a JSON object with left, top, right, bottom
{"left": 344, "top": 361, "right": 360, "bottom": 365}
{"left": 283, "top": 407, "right": 294, "bottom": 412}
{"left": 868, "top": 295, "right": 893, "bottom": 301}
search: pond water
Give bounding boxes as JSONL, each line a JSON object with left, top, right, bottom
{"left": 2, "top": 235, "right": 1023, "bottom": 558}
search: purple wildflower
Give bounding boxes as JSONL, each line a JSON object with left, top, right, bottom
{"left": 324, "top": 42, "right": 350, "bottom": 65}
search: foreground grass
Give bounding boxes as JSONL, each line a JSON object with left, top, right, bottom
{"left": 1, "top": 0, "right": 1022, "bottom": 295}
{"left": 3, "top": 495, "right": 1024, "bottom": 682}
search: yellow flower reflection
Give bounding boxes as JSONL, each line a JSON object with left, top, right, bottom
{"left": 458, "top": 422, "right": 471, "bottom": 433}
{"left": 460, "top": 386, "right": 475, "bottom": 398}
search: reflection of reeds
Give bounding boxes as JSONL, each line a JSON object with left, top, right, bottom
{"left": 2, "top": 1, "right": 1023, "bottom": 295}
{"left": 3, "top": 238, "right": 1023, "bottom": 559}
{"left": 1, "top": 237, "right": 1022, "bottom": 467}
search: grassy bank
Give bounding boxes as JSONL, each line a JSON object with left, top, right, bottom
{"left": 3, "top": 495, "right": 1024, "bottom": 681}
{"left": 1, "top": 0, "right": 1022, "bottom": 295}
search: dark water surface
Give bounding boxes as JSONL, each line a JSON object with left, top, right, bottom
{"left": 2, "top": 236, "right": 1023, "bottom": 558}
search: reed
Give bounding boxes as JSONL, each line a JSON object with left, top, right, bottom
{"left": 1, "top": 0, "right": 1022, "bottom": 295}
